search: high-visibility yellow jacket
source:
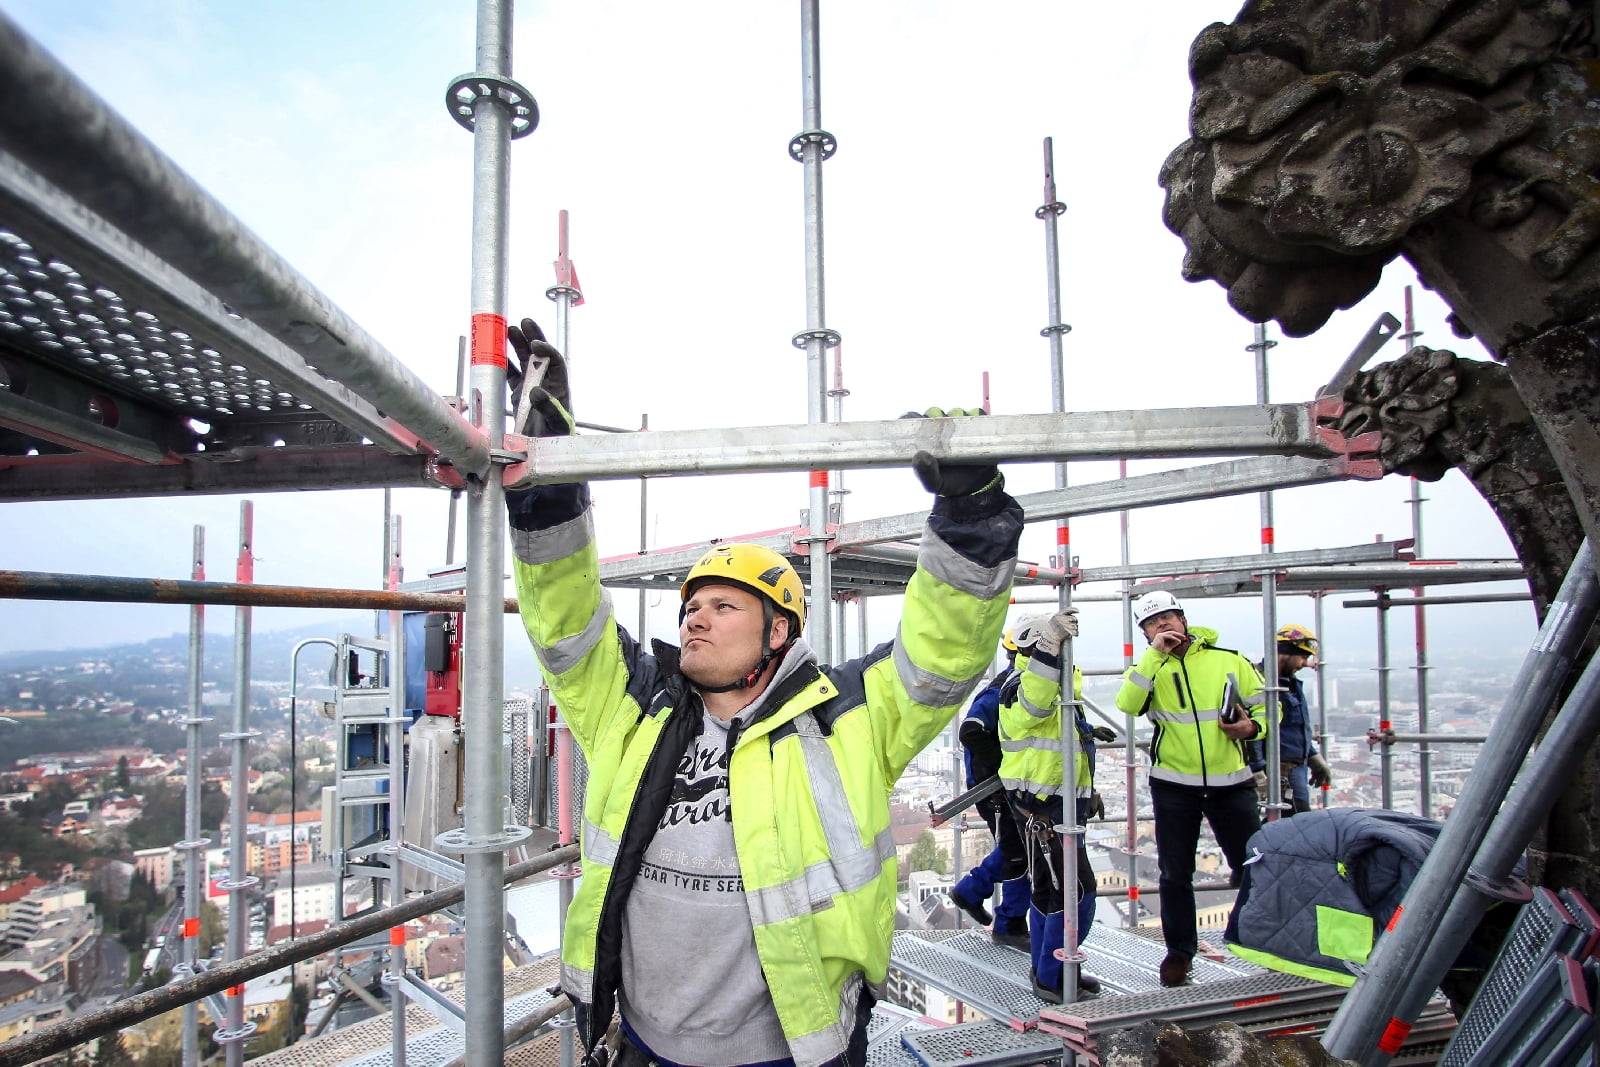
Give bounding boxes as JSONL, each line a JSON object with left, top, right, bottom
{"left": 997, "top": 650, "right": 1090, "bottom": 799}
{"left": 1114, "top": 625, "right": 1266, "bottom": 789}
{"left": 510, "top": 482, "right": 1021, "bottom": 1067}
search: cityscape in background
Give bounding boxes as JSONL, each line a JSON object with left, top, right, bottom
{"left": 0, "top": 618, "right": 1525, "bottom": 1048}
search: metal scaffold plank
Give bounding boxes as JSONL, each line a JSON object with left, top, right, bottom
{"left": 0, "top": 9, "right": 489, "bottom": 479}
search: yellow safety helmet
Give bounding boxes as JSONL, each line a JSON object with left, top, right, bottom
{"left": 1276, "top": 623, "right": 1318, "bottom": 656}
{"left": 681, "top": 543, "right": 806, "bottom": 631}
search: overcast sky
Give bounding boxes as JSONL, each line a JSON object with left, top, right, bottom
{"left": 0, "top": 1, "right": 1535, "bottom": 680}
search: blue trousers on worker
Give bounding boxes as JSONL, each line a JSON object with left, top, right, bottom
{"left": 1012, "top": 794, "right": 1098, "bottom": 992}
{"left": 953, "top": 847, "right": 1031, "bottom": 935}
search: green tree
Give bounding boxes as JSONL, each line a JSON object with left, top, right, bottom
{"left": 115, "top": 756, "right": 131, "bottom": 791}
{"left": 199, "top": 900, "right": 225, "bottom": 957}
{"left": 91, "top": 1032, "right": 133, "bottom": 1067}
{"left": 905, "top": 830, "right": 949, "bottom": 877}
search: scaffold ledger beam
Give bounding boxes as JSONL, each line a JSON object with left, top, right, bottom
{"left": 504, "top": 403, "right": 1374, "bottom": 487}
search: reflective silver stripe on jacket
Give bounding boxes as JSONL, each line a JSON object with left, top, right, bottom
{"left": 745, "top": 713, "right": 896, "bottom": 928}
{"left": 1150, "top": 765, "right": 1254, "bottom": 788}
{"left": 892, "top": 630, "right": 982, "bottom": 709}
{"left": 1126, "top": 670, "right": 1154, "bottom": 692}
{"left": 1024, "top": 655, "right": 1061, "bottom": 684}
{"left": 1149, "top": 706, "right": 1225, "bottom": 724}
{"left": 919, "top": 525, "right": 1015, "bottom": 601}
{"left": 1018, "top": 688, "right": 1057, "bottom": 720}
{"left": 581, "top": 815, "right": 619, "bottom": 866}
{"left": 1000, "top": 736, "right": 1067, "bottom": 753}
{"left": 561, "top": 961, "right": 594, "bottom": 1002}
{"left": 535, "top": 590, "right": 614, "bottom": 676}
{"left": 511, "top": 508, "right": 594, "bottom": 566}
{"left": 787, "top": 970, "right": 866, "bottom": 1067}
{"left": 1000, "top": 775, "right": 1063, "bottom": 796}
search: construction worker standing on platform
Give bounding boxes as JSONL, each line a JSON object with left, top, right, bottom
{"left": 1250, "top": 623, "right": 1333, "bottom": 814}
{"left": 947, "top": 627, "right": 1031, "bottom": 950}
{"left": 998, "top": 611, "right": 1115, "bottom": 1000}
{"left": 1115, "top": 590, "right": 1267, "bottom": 988}
{"left": 505, "top": 321, "right": 1024, "bottom": 1067}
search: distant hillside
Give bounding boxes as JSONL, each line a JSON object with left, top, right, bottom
{"left": 0, "top": 616, "right": 373, "bottom": 679}
{"left": 0, "top": 614, "right": 544, "bottom": 689}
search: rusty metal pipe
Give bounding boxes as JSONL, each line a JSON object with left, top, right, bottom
{"left": 0, "top": 570, "right": 519, "bottom": 613}
{"left": 0, "top": 845, "right": 578, "bottom": 1067}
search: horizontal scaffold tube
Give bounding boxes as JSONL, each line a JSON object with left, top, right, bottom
{"left": 505, "top": 404, "right": 1367, "bottom": 487}
{"left": 0, "top": 845, "right": 579, "bottom": 1067}
{"left": 0, "top": 571, "right": 519, "bottom": 613}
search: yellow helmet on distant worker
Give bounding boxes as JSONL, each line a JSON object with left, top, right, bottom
{"left": 682, "top": 543, "right": 806, "bottom": 630}
{"left": 1276, "top": 623, "right": 1318, "bottom": 656}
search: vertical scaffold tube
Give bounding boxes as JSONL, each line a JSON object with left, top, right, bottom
{"left": 1322, "top": 539, "right": 1599, "bottom": 1062}
{"left": 386, "top": 515, "right": 407, "bottom": 1067}
{"left": 1037, "top": 136, "right": 1083, "bottom": 1008}
{"left": 556, "top": 716, "right": 577, "bottom": 1067}
{"left": 1119, "top": 460, "right": 1140, "bottom": 927}
{"left": 1312, "top": 592, "right": 1329, "bottom": 808}
{"left": 458, "top": 0, "right": 518, "bottom": 1062}
{"left": 1376, "top": 590, "right": 1393, "bottom": 809}
{"left": 180, "top": 527, "right": 208, "bottom": 1067}
{"left": 223, "top": 503, "right": 259, "bottom": 1066}
{"left": 796, "top": 0, "right": 834, "bottom": 659}
{"left": 1251, "top": 323, "right": 1282, "bottom": 821}
{"left": 1401, "top": 285, "right": 1432, "bottom": 818}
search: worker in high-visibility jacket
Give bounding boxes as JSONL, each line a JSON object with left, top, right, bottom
{"left": 1114, "top": 589, "right": 1266, "bottom": 988}
{"left": 505, "top": 330, "right": 1025, "bottom": 1067}
{"left": 998, "top": 610, "right": 1115, "bottom": 1001}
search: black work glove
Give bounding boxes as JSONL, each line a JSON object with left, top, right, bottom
{"left": 899, "top": 407, "right": 1001, "bottom": 497}
{"left": 1308, "top": 753, "right": 1333, "bottom": 788}
{"left": 1087, "top": 790, "right": 1106, "bottom": 821}
{"left": 507, "top": 318, "right": 573, "bottom": 438}
{"left": 506, "top": 318, "right": 585, "bottom": 534}
{"left": 1091, "top": 726, "right": 1117, "bottom": 744}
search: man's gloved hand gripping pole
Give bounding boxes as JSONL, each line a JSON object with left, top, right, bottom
{"left": 504, "top": 319, "right": 585, "bottom": 535}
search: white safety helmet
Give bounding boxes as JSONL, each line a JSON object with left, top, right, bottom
{"left": 1132, "top": 590, "right": 1183, "bottom": 627}
{"left": 1009, "top": 614, "right": 1054, "bottom": 653}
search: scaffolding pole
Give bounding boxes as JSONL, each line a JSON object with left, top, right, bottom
{"left": 177, "top": 527, "right": 209, "bottom": 1067}
{"left": 1323, "top": 539, "right": 1599, "bottom": 1061}
{"left": 1376, "top": 589, "right": 1394, "bottom": 810}
{"left": 0, "top": 571, "right": 519, "bottom": 613}
{"left": 504, "top": 402, "right": 1374, "bottom": 487}
{"left": 1312, "top": 591, "right": 1329, "bottom": 808}
{"left": 1251, "top": 323, "right": 1284, "bottom": 821}
{"left": 1401, "top": 285, "right": 1434, "bottom": 819}
{"left": 795, "top": 0, "right": 836, "bottom": 660}
{"left": 1037, "top": 136, "right": 1085, "bottom": 1013}
{"left": 222, "top": 503, "right": 260, "bottom": 1063}
{"left": 385, "top": 515, "right": 407, "bottom": 1067}
{"left": 1118, "top": 458, "right": 1143, "bottom": 926}
{"left": 439, "top": 2, "right": 534, "bottom": 1064}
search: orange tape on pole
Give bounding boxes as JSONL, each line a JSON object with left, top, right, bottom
{"left": 470, "top": 313, "right": 508, "bottom": 368}
{"left": 1378, "top": 1018, "right": 1413, "bottom": 1054}
{"left": 809, "top": 471, "right": 828, "bottom": 488}
{"left": 390, "top": 926, "right": 406, "bottom": 947}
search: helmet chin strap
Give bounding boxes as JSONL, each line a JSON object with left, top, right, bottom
{"left": 696, "top": 599, "right": 792, "bottom": 694}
